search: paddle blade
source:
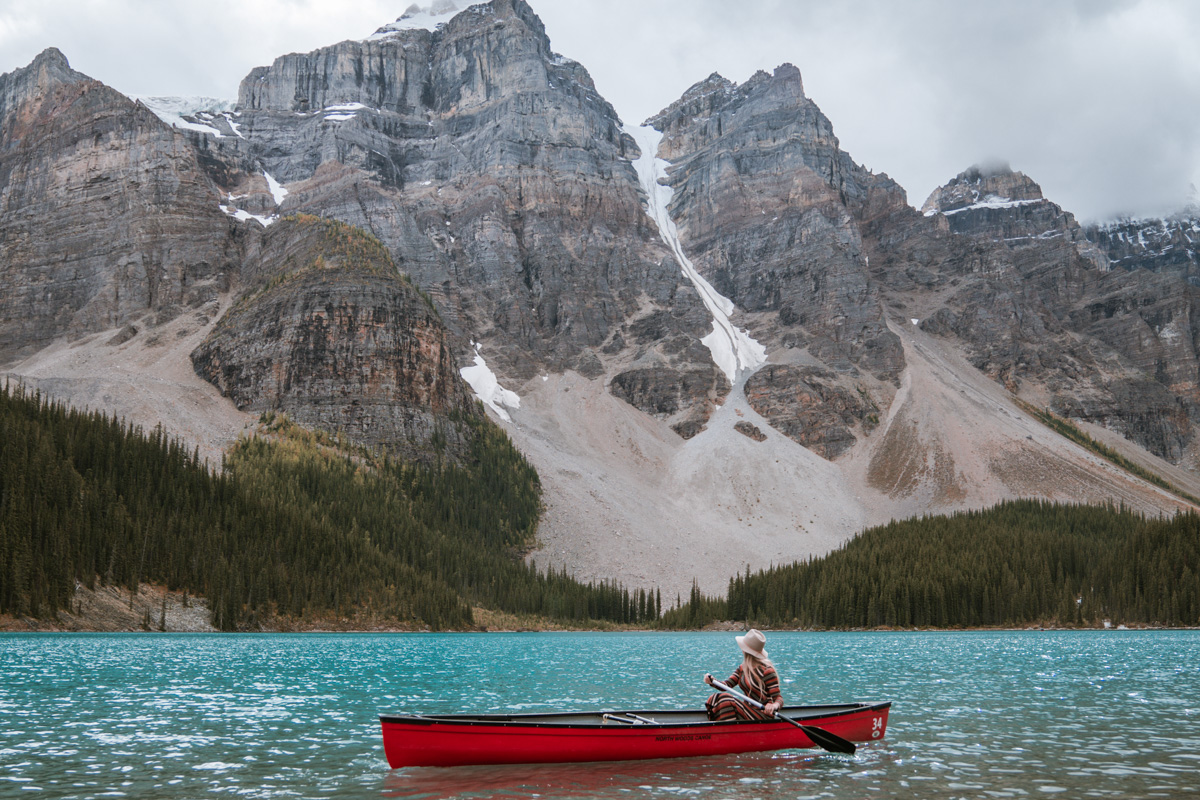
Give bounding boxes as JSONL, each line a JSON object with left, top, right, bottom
{"left": 799, "top": 723, "right": 857, "bottom": 755}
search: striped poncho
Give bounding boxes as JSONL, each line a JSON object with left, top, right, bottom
{"left": 705, "top": 663, "right": 782, "bottom": 721}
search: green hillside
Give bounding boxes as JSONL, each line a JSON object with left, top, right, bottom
{"left": 0, "top": 385, "right": 657, "bottom": 630}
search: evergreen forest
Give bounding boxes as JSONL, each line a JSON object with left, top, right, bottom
{"left": 6, "top": 382, "right": 1198, "bottom": 633}
{"left": 664, "top": 500, "right": 1200, "bottom": 629}
{"left": 0, "top": 385, "right": 660, "bottom": 630}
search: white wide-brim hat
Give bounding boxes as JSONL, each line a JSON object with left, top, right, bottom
{"left": 736, "top": 628, "right": 768, "bottom": 661}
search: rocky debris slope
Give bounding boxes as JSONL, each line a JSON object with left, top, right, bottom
{"left": 3, "top": 292, "right": 254, "bottom": 469}
{"left": 192, "top": 216, "right": 482, "bottom": 463}
{"left": 0, "top": 48, "right": 236, "bottom": 363}
{"left": 0, "top": 583, "right": 215, "bottom": 633}
{"left": 511, "top": 371, "right": 869, "bottom": 598}
{"left": 837, "top": 320, "right": 1200, "bottom": 527}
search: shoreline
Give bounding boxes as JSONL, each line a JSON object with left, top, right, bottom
{"left": 5, "top": 617, "right": 1196, "bottom": 635}
{"left": 4, "top": 582, "right": 1194, "bottom": 634}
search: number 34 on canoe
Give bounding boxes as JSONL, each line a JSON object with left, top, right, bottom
{"left": 379, "top": 631, "right": 890, "bottom": 768}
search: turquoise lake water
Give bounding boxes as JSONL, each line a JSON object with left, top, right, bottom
{"left": 2, "top": 630, "right": 1199, "bottom": 799}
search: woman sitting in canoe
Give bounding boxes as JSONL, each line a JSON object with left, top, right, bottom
{"left": 704, "top": 628, "right": 783, "bottom": 721}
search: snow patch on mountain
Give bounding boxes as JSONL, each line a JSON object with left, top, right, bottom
{"left": 136, "top": 96, "right": 235, "bottom": 137}
{"left": 219, "top": 203, "right": 277, "bottom": 227}
{"left": 460, "top": 342, "right": 520, "bottom": 422}
{"left": 1086, "top": 213, "right": 1200, "bottom": 269}
{"left": 263, "top": 172, "right": 288, "bottom": 206}
{"left": 321, "top": 102, "right": 378, "bottom": 122}
{"left": 625, "top": 124, "right": 767, "bottom": 383}
{"left": 368, "top": 2, "right": 461, "bottom": 37}
{"left": 929, "top": 196, "right": 1045, "bottom": 217}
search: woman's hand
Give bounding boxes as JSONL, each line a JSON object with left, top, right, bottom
{"left": 704, "top": 673, "right": 714, "bottom": 686}
{"left": 764, "top": 700, "right": 782, "bottom": 715}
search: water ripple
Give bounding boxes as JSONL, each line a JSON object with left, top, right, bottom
{"left": 2, "top": 631, "right": 1199, "bottom": 798}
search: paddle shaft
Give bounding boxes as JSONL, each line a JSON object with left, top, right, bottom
{"left": 709, "top": 678, "right": 857, "bottom": 755}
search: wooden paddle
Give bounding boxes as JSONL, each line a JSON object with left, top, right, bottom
{"left": 709, "top": 678, "right": 857, "bottom": 755}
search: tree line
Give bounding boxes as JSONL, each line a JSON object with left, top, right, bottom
{"left": 663, "top": 500, "right": 1200, "bottom": 629}
{"left": 0, "top": 385, "right": 660, "bottom": 629}
{"left": 10, "top": 380, "right": 1195, "bottom": 633}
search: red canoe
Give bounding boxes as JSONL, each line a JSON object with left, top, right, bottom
{"left": 380, "top": 701, "right": 890, "bottom": 767}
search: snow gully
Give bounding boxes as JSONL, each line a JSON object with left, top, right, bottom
{"left": 625, "top": 125, "right": 766, "bottom": 383}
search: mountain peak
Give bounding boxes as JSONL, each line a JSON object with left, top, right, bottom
{"left": 0, "top": 46, "right": 87, "bottom": 119}
{"left": 31, "top": 46, "right": 70, "bottom": 71}
{"left": 646, "top": 72, "right": 734, "bottom": 128}
{"left": 370, "top": 1, "right": 461, "bottom": 36}
{"left": 959, "top": 160, "right": 1013, "bottom": 182}
{"left": 737, "top": 63, "right": 805, "bottom": 101}
{"left": 922, "top": 163, "right": 1045, "bottom": 217}
{"left": 920, "top": 162, "right": 1104, "bottom": 267}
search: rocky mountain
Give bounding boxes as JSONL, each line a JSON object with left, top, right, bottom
{"left": 0, "top": 47, "right": 234, "bottom": 363}
{"left": 921, "top": 164, "right": 1107, "bottom": 256}
{"left": 191, "top": 215, "right": 481, "bottom": 463}
{"left": 0, "top": 48, "right": 486, "bottom": 465}
{"left": 194, "top": 0, "right": 726, "bottom": 437}
{"left": 649, "top": 65, "right": 904, "bottom": 382}
{"left": 899, "top": 165, "right": 1200, "bottom": 465}
{"left": 4, "top": 0, "right": 1200, "bottom": 600}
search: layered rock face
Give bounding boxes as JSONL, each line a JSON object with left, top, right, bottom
{"left": 207, "top": 0, "right": 719, "bottom": 429}
{"left": 0, "top": 48, "right": 235, "bottom": 363}
{"left": 1085, "top": 214, "right": 1200, "bottom": 275}
{"left": 1058, "top": 261, "right": 1200, "bottom": 462}
{"left": 191, "top": 216, "right": 481, "bottom": 463}
{"left": 647, "top": 65, "right": 905, "bottom": 382}
{"left": 743, "top": 364, "right": 879, "bottom": 459}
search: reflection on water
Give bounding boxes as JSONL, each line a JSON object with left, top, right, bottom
{"left": 381, "top": 751, "right": 832, "bottom": 800}
{"left": 1, "top": 631, "right": 1199, "bottom": 798}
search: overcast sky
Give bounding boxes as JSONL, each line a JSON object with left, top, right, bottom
{"left": 3, "top": 0, "right": 1198, "bottom": 221}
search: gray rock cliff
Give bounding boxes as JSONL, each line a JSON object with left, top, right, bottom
{"left": 197, "top": 0, "right": 727, "bottom": 435}
{"left": 646, "top": 65, "right": 905, "bottom": 383}
{"left": 0, "top": 48, "right": 235, "bottom": 362}
{"left": 1085, "top": 213, "right": 1200, "bottom": 276}
{"left": 191, "top": 215, "right": 481, "bottom": 463}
